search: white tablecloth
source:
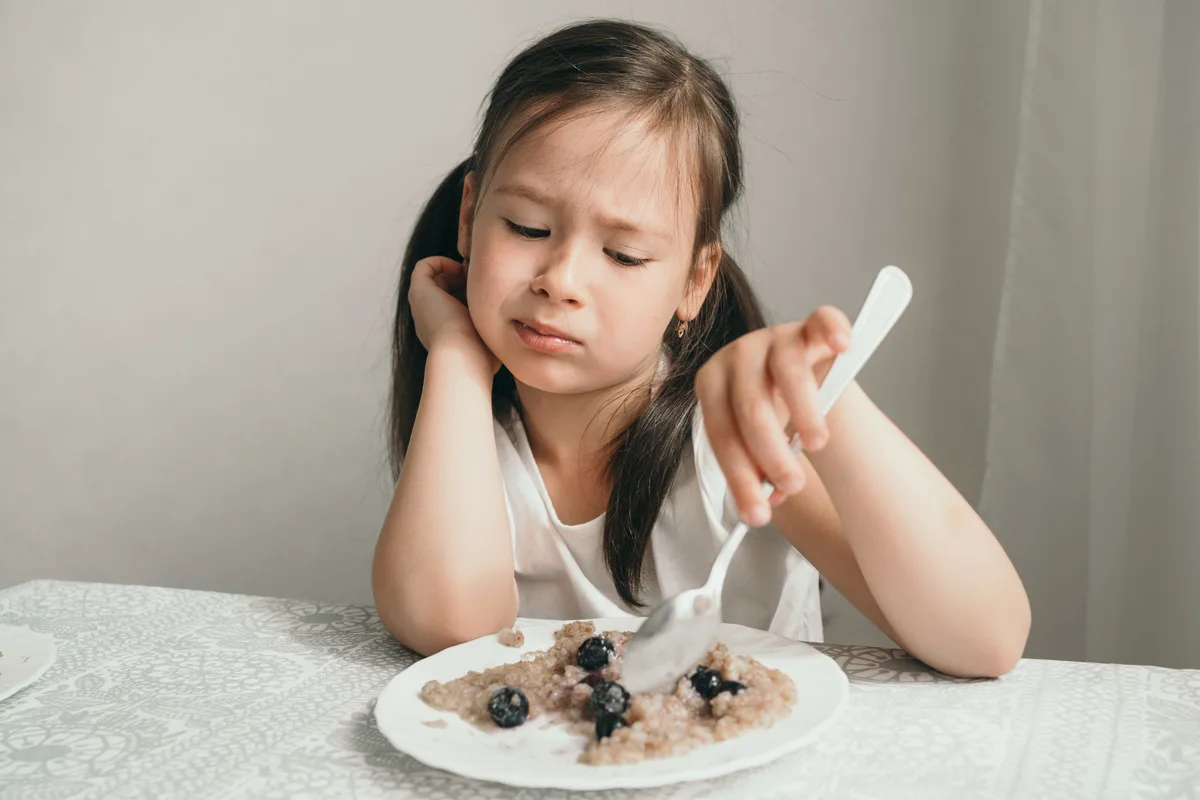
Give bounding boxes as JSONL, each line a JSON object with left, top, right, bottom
{"left": 0, "top": 580, "right": 1197, "bottom": 798}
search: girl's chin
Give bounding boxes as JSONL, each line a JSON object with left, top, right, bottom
{"left": 501, "top": 354, "right": 656, "bottom": 402}
{"left": 496, "top": 351, "right": 603, "bottom": 395}
{"left": 503, "top": 359, "right": 593, "bottom": 395}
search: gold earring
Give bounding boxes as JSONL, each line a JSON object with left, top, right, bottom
{"left": 676, "top": 319, "right": 688, "bottom": 337}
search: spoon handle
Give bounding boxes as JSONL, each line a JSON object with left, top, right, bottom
{"left": 703, "top": 266, "right": 913, "bottom": 593}
{"left": 817, "top": 266, "right": 913, "bottom": 416}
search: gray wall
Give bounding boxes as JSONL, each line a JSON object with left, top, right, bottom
{"left": 0, "top": 1, "right": 1024, "bottom": 647}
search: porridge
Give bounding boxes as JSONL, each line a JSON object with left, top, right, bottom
{"left": 419, "top": 621, "right": 796, "bottom": 765}
{"left": 497, "top": 626, "right": 525, "bottom": 647}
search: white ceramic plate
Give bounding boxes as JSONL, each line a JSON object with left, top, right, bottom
{"left": 375, "top": 617, "right": 848, "bottom": 791}
{"left": 0, "top": 625, "right": 57, "bottom": 703}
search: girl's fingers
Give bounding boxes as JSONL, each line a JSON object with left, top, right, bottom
{"left": 696, "top": 308, "right": 854, "bottom": 523}
{"left": 728, "top": 342, "right": 806, "bottom": 509}
{"left": 697, "top": 363, "right": 773, "bottom": 526}
{"left": 803, "top": 305, "right": 853, "bottom": 354}
{"left": 768, "top": 335, "right": 828, "bottom": 450}
{"left": 799, "top": 306, "right": 852, "bottom": 389}
{"left": 418, "top": 257, "right": 467, "bottom": 296}
{"left": 415, "top": 255, "right": 459, "bottom": 278}
{"left": 439, "top": 258, "right": 465, "bottom": 276}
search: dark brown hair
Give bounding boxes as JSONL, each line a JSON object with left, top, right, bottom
{"left": 389, "top": 18, "right": 766, "bottom": 606}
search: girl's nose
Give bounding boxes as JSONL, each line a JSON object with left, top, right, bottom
{"left": 530, "top": 247, "right": 587, "bottom": 306}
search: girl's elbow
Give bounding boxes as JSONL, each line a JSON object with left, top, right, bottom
{"left": 933, "top": 645, "right": 1021, "bottom": 680}
{"left": 993, "top": 602, "right": 1032, "bottom": 676}
{"left": 922, "top": 606, "right": 1030, "bottom": 679}
{"left": 381, "top": 618, "right": 479, "bottom": 657}
{"left": 412, "top": 603, "right": 519, "bottom": 656}
{"left": 962, "top": 605, "right": 1031, "bottom": 678}
{"left": 373, "top": 575, "right": 518, "bottom": 657}
{"left": 374, "top": 596, "right": 484, "bottom": 657}
{"left": 971, "top": 639, "right": 1024, "bottom": 678}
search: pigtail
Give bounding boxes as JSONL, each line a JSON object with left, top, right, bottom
{"left": 388, "top": 158, "right": 472, "bottom": 477}
{"left": 603, "top": 251, "right": 766, "bottom": 606}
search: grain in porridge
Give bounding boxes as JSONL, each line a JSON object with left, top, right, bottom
{"left": 497, "top": 626, "right": 525, "bottom": 647}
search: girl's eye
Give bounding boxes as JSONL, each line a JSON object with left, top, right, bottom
{"left": 504, "top": 219, "right": 549, "bottom": 239}
{"left": 605, "top": 249, "right": 647, "bottom": 268}
{"left": 504, "top": 219, "right": 647, "bottom": 268}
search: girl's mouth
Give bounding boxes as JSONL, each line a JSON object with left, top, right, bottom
{"left": 513, "top": 320, "right": 582, "bottom": 353}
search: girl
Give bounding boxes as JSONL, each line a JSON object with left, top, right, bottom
{"left": 372, "top": 19, "right": 1030, "bottom": 677}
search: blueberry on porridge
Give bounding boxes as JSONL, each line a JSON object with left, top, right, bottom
{"left": 576, "top": 636, "right": 616, "bottom": 672}
{"left": 588, "top": 679, "right": 630, "bottom": 719}
{"left": 689, "top": 666, "right": 723, "bottom": 699}
{"left": 595, "top": 714, "right": 625, "bottom": 740}
{"left": 487, "top": 686, "right": 529, "bottom": 728}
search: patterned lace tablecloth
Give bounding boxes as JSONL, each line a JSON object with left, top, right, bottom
{"left": 0, "top": 580, "right": 1197, "bottom": 799}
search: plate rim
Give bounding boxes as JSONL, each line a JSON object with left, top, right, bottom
{"left": 0, "top": 624, "right": 58, "bottom": 703}
{"left": 374, "top": 616, "right": 849, "bottom": 791}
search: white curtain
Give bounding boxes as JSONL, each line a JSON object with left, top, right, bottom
{"left": 979, "top": 0, "right": 1200, "bottom": 667}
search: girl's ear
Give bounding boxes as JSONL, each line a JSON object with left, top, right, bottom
{"left": 677, "top": 242, "right": 721, "bottom": 322}
{"left": 457, "top": 171, "right": 478, "bottom": 261}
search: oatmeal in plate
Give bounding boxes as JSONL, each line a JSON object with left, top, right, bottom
{"left": 419, "top": 621, "right": 797, "bottom": 765}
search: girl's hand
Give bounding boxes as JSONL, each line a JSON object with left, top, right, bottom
{"left": 696, "top": 306, "right": 853, "bottom": 526}
{"left": 409, "top": 256, "right": 499, "bottom": 373}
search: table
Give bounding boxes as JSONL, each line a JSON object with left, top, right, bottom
{"left": 0, "top": 580, "right": 1197, "bottom": 798}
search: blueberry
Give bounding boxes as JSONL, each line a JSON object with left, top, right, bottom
{"left": 595, "top": 714, "right": 625, "bottom": 740}
{"left": 589, "top": 679, "right": 630, "bottom": 719}
{"left": 689, "top": 666, "right": 723, "bottom": 699}
{"left": 487, "top": 686, "right": 529, "bottom": 728}
{"left": 719, "top": 680, "right": 745, "bottom": 696}
{"left": 577, "top": 637, "right": 615, "bottom": 672}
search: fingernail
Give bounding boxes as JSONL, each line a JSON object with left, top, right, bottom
{"left": 778, "top": 474, "right": 803, "bottom": 494}
{"left": 747, "top": 506, "right": 770, "bottom": 527}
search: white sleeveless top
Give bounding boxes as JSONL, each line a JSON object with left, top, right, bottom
{"left": 493, "top": 408, "right": 824, "bottom": 642}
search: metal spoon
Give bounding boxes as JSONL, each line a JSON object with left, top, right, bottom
{"left": 619, "top": 266, "right": 914, "bottom": 694}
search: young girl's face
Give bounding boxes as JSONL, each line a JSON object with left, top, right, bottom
{"left": 459, "top": 108, "right": 712, "bottom": 397}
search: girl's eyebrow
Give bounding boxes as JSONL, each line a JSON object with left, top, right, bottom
{"left": 493, "top": 181, "right": 675, "bottom": 243}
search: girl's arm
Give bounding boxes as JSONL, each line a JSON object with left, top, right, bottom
{"left": 373, "top": 339, "right": 518, "bottom": 656}
{"left": 697, "top": 307, "right": 1029, "bottom": 678}
{"left": 373, "top": 259, "right": 517, "bottom": 656}
{"left": 771, "top": 382, "right": 1030, "bottom": 678}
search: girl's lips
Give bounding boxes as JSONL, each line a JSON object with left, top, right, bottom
{"left": 513, "top": 320, "right": 582, "bottom": 354}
